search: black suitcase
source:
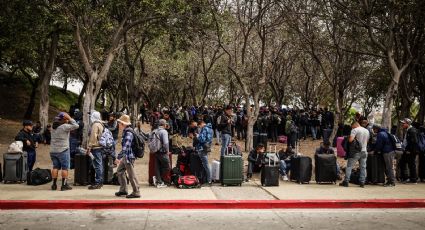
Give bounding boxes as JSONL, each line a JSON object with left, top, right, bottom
{"left": 189, "top": 151, "right": 207, "bottom": 184}
{"left": 290, "top": 156, "right": 312, "bottom": 184}
{"left": 367, "top": 153, "right": 385, "bottom": 184}
{"left": 261, "top": 160, "right": 280, "bottom": 186}
{"left": 74, "top": 154, "right": 92, "bottom": 186}
{"left": 315, "top": 154, "right": 337, "bottom": 184}
{"left": 103, "top": 155, "right": 114, "bottom": 184}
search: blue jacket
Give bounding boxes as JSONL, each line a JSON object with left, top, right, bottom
{"left": 374, "top": 128, "right": 395, "bottom": 154}
{"left": 196, "top": 123, "right": 213, "bottom": 151}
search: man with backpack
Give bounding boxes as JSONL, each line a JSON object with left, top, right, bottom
{"left": 195, "top": 120, "right": 213, "bottom": 186}
{"left": 400, "top": 118, "right": 419, "bottom": 184}
{"left": 86, "top": 110, "right": 106, "bottom": 190}
{"left": 150, "top": 119, "right": 170, "bottom": 188}
{"left": 373, "top": 124, "right": 396, "bottom": 187}
{"left": 115, "top": 114, "right": 141, "bottom": 198}
{"left": 339, "top": 121, "right": 370, "bottom": 188}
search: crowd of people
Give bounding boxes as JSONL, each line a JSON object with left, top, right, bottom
{"left": 10, "top": 102, "right": 425, "bottom": 198}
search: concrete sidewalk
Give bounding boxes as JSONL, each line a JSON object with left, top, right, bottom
{"left": 1, "top": 179, "right": 424, "bottom": 201}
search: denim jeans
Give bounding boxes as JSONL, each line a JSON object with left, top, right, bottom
{"left": 91, "top": 148, "right": 103, "bottom": 185}
{"left": 198, "top": 150, "right": 211, "bottom": 183}
{"left": 27, "top": 149, "right": 36, "bottom": 171}
{"left": 311, "top": 126, "right": 317, "bottom": 139}
{"left": 279, "top": 160, "right": 291, "bottom": 176}
{"left": 344, "top": 151, "right": 367, "bottom": 184}
{"left": 215, "top": 129, "right": 221, "bottom": 144}
{"left": 221, "top": 133, "right": 232, "bottom": 156}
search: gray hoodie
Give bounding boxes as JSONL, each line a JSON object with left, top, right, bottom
{"left": 51, "top": 119, "right": 79, "bottom": 153}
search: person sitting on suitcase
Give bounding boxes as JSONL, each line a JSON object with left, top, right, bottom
{"left": 315, "top": 141, "right": 341, "bottom": 180}
{"left": 15, "top": 120, "right": 38, "bottom": 171}
{"left": 246, "top": 144, "right": 266, "bottom": 181}
{"left": 50, "top": 112, "right": 79, "bottom": 191}
{"left": 278, "top": 147, "right": 295, "bottom": 181}
{"left": 194, "top": 119, "right": 214, "bottom": 186}
{"left": 114, "top": 114, "right": 141, "bottom": 198}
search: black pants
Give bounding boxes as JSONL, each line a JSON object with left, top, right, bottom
{"left": 155, "top": 153, "right": 170, "bottom": 184}
{"left": 400, "top": 152, "right": 418, "bottom": 182}
{"left": 419, "top": 153, "right": 425, "bottom": 180}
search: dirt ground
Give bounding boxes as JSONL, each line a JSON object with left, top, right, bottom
{"left": 0, "top": 118, "right": 348, "bottom": 183}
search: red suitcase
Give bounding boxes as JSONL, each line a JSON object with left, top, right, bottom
{"left": 336, "top": 137, "right": 346, "bottom": 158}
{"left": 149, "top": 152, "right": 172, "bottom": 185}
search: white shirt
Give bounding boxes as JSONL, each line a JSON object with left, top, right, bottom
{"left": 350, "top": 126, "right": 370, "bottom": 152}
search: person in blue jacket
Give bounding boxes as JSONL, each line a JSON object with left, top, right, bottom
{"left": 195, "top": 119, "right": 213, "bottom": 185}
{"left": 373, "top": 124, "right": 396, "bottom": 187}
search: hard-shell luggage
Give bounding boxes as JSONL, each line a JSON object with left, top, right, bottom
{"left": 290, "top": 156, "right": 312, "bottom": 184}
{"left": 336, "top": 137, "right": 346, "bottom": 158}
{"left": 149, "top": 152, "right": 172, "bottom": 185}
{"left": 210, "top": 160, "right": 220, "bottom": 182}
{"left": 189, "top": 151, "right": 207, "bottom": 184}
{"left": 367, "top": 153, "right": 385, "bottom": 184}
{"left": 103, "top": 155, "right": 114, "bottom": 184}
{"left": 74, "top": 153, "right": 92, "bottom": 186}
{"left": 3, "top": 152, "right": 28, "bottom": 183}
{"left": 261, "top": 145, "right": 279, "bottom": 186}
{"left": 220, "top": 144, "right": 243, "bottom": 186}
{"left": 315, "top": 154, "right": 337, "bottom": 184}
{"left": 27, "top": 168, "right": 52, "bottom": 185}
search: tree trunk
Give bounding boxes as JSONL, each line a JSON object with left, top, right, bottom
{"left": 24, "top": 79, "right": 39, "bottom": 120}
{"left": 77, "top": 78, "right": 88, "bottom": 109}
{"left": 38, "top": 31, "right": 59, "bottom": 132}
{"left": 62, "top": 75, "right": 68, "bottom": 93}
{"left": 82, "top": 73, "right": 101, "bottom": 148}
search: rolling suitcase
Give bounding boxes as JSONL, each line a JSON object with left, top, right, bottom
{"left": 149, "top": 152, "right": 172, "bottom": 185}
{"left": 220, "top": 143, "right": 243, "bottom": 186}
{"left": 290, "top": 142, "right": 311, "bottom": 184}
{"left": 367, "top": 153, "right": 385, "bottom": 184}
{"left": 103, "top": 155, "right": 114, "bottom": 184}
{"left": 336, "top": 137, "right": 346, "bottom": 158}
{"left": 189, "top": 151, "right": 207, "bottom": 184}
{"left": 315, "top": 154, "right": 337, "bottom": 184}
{"left": 210, "top": 160, "right": 220, "bottom": 182}
{"left": 261, "top": 144, "right": 279, "bottom": 186}
{"left": 74, "top": 153, "right": 92, "bottom": 186}
{"left": 3, "top": 152, "right": 28, "bottom": 183}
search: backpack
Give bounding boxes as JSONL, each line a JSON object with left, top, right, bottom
{"left": 176, "top": 175, "right": 201, "bottom": 189}
{"left": 386, "top": 132, "right": 403, "bottom": 151}
{"left": 216, "top": 115, "right": 224, "bottom": 131}
{"left": 418, "top": 132, "right": 425, "bottom": 152}
{"left": 126, "top": 129, "right": 145, "bottom": 158}
{"left": 97, "top": 123, "right": 115, "bottom": 148}
{"left": 148, "top": 129, "right": 164, "bottom": 153}
{"left": 27, "top": 168, "right": 52, "bottom": 186}
{"left": 341, "top": 136, "right": 361, "bottom": 159}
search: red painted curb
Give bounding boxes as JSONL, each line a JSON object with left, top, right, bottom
{"left": 1, "top": 199, "right": 425, "bottom": 209}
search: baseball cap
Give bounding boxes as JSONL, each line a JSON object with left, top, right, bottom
{"left": 400, "top": 118, "right": 412, "bottom": 125}
{"left": 22, "top": 120, "right": 33, "bottom": 126}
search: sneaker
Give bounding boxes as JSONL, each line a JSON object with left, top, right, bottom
{"left": 156, "top": 182, "right": 167, "bottom": 188}
{"left": 282, "top": 175, "right": 289, "bottom": 181}
{"left": 359, "top": 183, "right": 365, "bottom": 188}
{"left": 126, "top": 194, "right": 141, "bottom": 199}
{"left": 339, "top": 181, "right": 349, "bottom": 187}
{"left": 88, "top": 184, "right": 102, "bottom": 190}
{"left": 51, "top": 184, "right": 57, "bottom": 191}
{"left": 384, "top": 183, "right": 395, "bottom": 187}
{"left": 115, "top": 191, "right": 128, "bottom": 197}
{"left": 401, "top": 179, "right": 410, "bottom": 184}
{"left": 152, "top": 176, "right": 157, "bottom": 186}
{"left": 61, "top": 184, "right": 73, "bottom": 191}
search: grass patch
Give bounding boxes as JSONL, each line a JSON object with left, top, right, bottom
{"left": 48, "top": 86, "right": 79, "bottom": 111}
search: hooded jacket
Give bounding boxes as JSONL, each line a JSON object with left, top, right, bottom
{"left": 88, "top": 111, "right": 104, "bottom": 149}
{"left": 196, "top": 123, "right": 213, "bottom": 152}
{"left": 374, "top": 128, "right": 395, "bottom": 154}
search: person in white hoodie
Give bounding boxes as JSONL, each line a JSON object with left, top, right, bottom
{"left": 86, "top": 110, "right": 105, "bottom": 190}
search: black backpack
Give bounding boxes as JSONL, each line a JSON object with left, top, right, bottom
{"left": 341, "top": 136, "right": 361, "bottom": 159}
{"left": 27, "top": 168, "right": 52, "bottom": 186}
{"left": 126, "top": 129, "right": 146, "bottom": 158}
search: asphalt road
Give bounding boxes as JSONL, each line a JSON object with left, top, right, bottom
{"left": 1, "top": 209, "right": 424, "bottom": 230}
